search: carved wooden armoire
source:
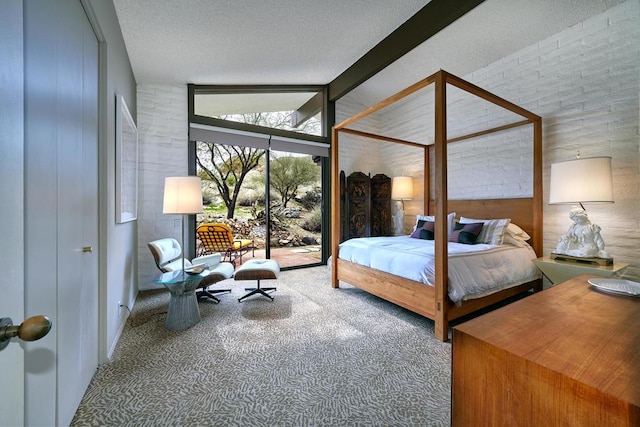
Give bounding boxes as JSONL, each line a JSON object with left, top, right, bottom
{"left": 341, "top": 171, "right": 391, "bottom": 241}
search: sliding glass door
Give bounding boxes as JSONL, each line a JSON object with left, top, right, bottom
{"left": 267, "top": 149, "right": 322, "bottom": 268}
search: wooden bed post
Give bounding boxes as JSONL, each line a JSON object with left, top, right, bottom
{"left": 434, "top": 71, "right": 449, "bottom": 341}
{"left": 533, "top": 118, "right": 543, "bottom": 257}
{"left": 424, "top": 146, "right": 430, "bottom": 215}
{"left": 331, "top": 126, "right": 340, "bottom": 288}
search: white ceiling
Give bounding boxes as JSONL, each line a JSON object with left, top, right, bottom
{"left": 113, "top": 0, "right": 624, "bottom": 107}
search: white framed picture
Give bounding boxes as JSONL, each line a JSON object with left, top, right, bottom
{"left": 115, "top": 94, "right": 138, "bottom": 223}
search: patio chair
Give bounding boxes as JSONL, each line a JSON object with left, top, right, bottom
{"left": 196, "top": 223, "right": 255, "bottom": 265}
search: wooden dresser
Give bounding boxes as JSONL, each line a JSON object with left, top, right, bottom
{"left": 452, "top": 274, "right": 640, "bottom": 426}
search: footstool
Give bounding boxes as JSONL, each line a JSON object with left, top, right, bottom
{"left": 235, "top": 259, "right": 280, "bottom": 302}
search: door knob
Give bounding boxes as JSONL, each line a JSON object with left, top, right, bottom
{"left": 0, "top": 315, "right": 52, "bottom": 351}
{"left": 83, "top": 246, "right": 93, "bottom": 253}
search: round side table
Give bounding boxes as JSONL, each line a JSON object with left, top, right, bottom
{"left": 154, "top": 269, "right": 210, "bottom": 330}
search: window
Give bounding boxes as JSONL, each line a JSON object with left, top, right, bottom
{"left": 188, "top": 85, "right": 331, "bottom": 270}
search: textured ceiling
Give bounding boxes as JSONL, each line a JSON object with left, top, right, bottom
{"left": 112, "top": 0, "right": 430, "bottom": 86}
{"left": 113, "top": 0, "right": 625, "bottom": 106}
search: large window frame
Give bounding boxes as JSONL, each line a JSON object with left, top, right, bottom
{"left": 188, "top": 84, "right": 334, "bottom": 269}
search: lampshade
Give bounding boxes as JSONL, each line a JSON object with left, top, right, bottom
{"left": 391, "top": 176, "right": 414, "bottom": 200}
{"left": 162, "top": 176, "right": 204, "bottom": 214}
{"left": 549, "top": 157, "right": 613, "bottom": 204}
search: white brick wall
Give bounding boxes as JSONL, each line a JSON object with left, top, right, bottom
{"left": 335, "top": 95, "right": 384, "bottom": 176}
{"left": 336, "top": 0, "right": 640, "bottom": 279}
{"left": 137, "top": 85, "right": 189, "bottom": 290}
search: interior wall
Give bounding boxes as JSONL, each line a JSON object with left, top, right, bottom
{"left": 137, "top": 84, "right": 190, "bottom": 290}
{"left": 87, "top": 0, "right": 138, "bottom": 360}
{"left": 464, "top": 0, "right": 639, "bottom": 279}
{"left": 335, "top": 95, "right": 384, "bottom": 177}
{"left": 337, "top": 0, "right": 640, "bottom": 280}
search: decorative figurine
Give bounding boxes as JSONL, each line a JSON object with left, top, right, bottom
{"left": 553, "top": 206, "right": 609, "bottom": 259}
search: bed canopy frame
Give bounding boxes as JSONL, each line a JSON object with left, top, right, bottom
{"left": 331, "top": 70, "right": 543, "bottom": 341}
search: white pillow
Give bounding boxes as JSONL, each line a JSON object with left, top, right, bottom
{"left": 506, "top": 223, "right": 531, "bottom": 241}
{"left": 459, "top": 217, "right": 511, "bottom": 245}
{"left": 503, "top": 233, "right": 531, "bottom": 248}
{"left": 414, "top": 212, "right": 456, "bottom": 235}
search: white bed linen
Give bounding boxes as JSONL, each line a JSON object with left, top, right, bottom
{"left": 337, "top": 236, "right": 540, "bottom": 304}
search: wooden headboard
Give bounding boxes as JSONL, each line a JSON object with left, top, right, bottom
{"left": 429, "top": 197, "right": 540, "bottom": 256}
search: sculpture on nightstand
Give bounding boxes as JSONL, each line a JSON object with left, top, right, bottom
{"left": 553, "top": 206, "right": 609, "bottom": 259}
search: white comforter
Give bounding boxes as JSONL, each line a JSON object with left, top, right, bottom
{"left": 338, "top": 236, "right": 540, "bottom": 304}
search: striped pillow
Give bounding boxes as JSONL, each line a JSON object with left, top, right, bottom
{"left": 459, "top": 217, "right": 511, "bottom": 245}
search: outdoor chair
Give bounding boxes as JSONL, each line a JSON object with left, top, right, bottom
{"left": 196, "top": 223, "right": 255, "bottom": 266}
{"left": 148, "top": 237, "right": 234, "bottom": 302}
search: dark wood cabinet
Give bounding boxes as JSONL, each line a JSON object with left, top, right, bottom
{"left": 342, "top": 171, "right": 391, "bottom": 240}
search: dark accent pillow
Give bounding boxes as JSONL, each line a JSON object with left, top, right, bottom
{"left": 449, "top": 222, "right": 484, "bottom": 244}
{"left": 410, "top": 220, "right": 435, "bottom": 240}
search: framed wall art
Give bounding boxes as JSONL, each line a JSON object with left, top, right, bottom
{"left": 115, "top": 94, "right": 138, "bottom": 223}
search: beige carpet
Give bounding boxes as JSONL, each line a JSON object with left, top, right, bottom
{"left": 71, "top": 266, "right": 452, "bottom": 426}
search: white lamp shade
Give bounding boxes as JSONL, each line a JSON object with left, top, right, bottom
{"left": 549, "top": 157, "right": 613, "bottom": 204}
{"left": 391, "top": 176, "right": 414, "bottom": 200}
{"left": 162, "top": 176, "right": 204, "bottom": 214}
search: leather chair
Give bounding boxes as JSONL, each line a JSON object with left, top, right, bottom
{"left": 148, "top": 238, "right": 234, "bottom": 303}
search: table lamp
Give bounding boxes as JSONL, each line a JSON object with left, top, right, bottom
{"left": 163, "top": 176, "right": 204, "bottom": 275}
{"left": 391, "top": 176, "right": 413, "bottom": 235}
{"left": 548, "top": 155, "right": 614, "bottom": 264}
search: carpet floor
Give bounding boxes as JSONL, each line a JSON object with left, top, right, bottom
{"left": 71, "top": 266, "right": 452, "bottom": 426}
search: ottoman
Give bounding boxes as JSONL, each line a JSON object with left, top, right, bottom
{"left": 234, "top": 259, "right": 280, "bottom": 302}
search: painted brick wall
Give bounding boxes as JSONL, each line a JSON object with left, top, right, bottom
{"left": 471, "top": 0, "right": 639, "bottom": 279}
{"left": 336, "top": 96, "right": 384, "bottom": 176}
{"left": 137, "top": 85, "right": 189, "bottom": 290}
{"left": 337, "top": 0, "right": 640, "bottom": 279}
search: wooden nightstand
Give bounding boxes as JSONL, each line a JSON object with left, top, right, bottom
{"left": 533, "top": 256, "right": 628, "bottom": 285}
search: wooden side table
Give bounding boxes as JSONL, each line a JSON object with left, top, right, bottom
{"left": 452, "top": 273, "right": 640, "bottom": 426}
{"left": 533, "top": 256, "right": 628, "bottom": 285}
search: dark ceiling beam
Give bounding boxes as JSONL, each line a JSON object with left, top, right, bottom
{"left": 292, "top": 92, "right": 323, "bottom": 128}
{"left": 328, "top": 0, "right": 485, "bottom": 101}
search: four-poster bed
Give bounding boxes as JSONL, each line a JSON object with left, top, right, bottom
{"left": 331, "top": 70, "right": 543, "bottom": 342}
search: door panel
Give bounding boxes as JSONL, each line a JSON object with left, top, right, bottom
{"left": 23, "top": 0, "right": 99, "bottom": 425}
{"left": 55, "top": 2, "right": 99, "bottom": 425}
{"left": 268, "top": 151, "right": 322, "bottom": 268}
{"left": 0, "top": 2, "right": 26, "bottom": 425}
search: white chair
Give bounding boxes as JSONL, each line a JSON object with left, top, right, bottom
{"left": 148, "top": 238, "right": 234, "bottom": 303}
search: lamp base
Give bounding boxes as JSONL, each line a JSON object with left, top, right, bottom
{"left": 393, "top": 201, "right": 404, "bottom": 236}
{"left": 550, "top": 253, "right": 614, "bottom": 266}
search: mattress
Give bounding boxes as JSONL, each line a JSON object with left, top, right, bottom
{"left": 337, "top": 236, "right": 540, "bottom": 304}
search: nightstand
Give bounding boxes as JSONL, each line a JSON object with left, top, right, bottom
{"left": 533, "top": 256, "right": 628, "bottom": 285}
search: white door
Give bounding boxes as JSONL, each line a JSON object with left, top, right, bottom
{"left": 0, "top": 3, "right": 27, "bottom": 425}
{"left": 0, "top": 1, "right": 98, "bottom": 424}
{"left": 20, "top": 0, "right": 100, "bottom": 425}
{"left": 55, "top": 2, "right": 99, "bottom": 424}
